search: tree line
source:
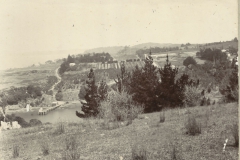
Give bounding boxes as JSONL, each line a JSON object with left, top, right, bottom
{"left": 78, "top": 50, "right": 238, "bottom": 118}
{"left": 59, "top": 53, "right": 114, "bottom": 74}
{"left": 136, "top": 47, "right": 179, "bottom": 59}
{"left": 78, "top": 54, "right": 200, "bottom": 117}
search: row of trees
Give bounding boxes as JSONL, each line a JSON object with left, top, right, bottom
{"left": 75, "top": 52, "right": 113, "bottom": 63}
{"left": 0, "top": 85, "right": 43, "bottom": 111}
{"left": 59, "top": 53, "right": 114, "bottom": 74}
{"left": 196, "top": 48, "right": 227, "bottom": 62}
{"left": 78, "top": 46, "right": 238, "bottom": 117}
{"left": 78, "top": 54, "right": 201, "bottom": 117}
{"left": 136, "top": 47, "right": 179, "bottom": 59}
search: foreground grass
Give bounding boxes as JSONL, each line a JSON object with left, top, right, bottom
{"left": 0, "top": 103, "right": 238, "bottom": 160}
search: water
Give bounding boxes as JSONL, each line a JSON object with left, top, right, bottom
{"left": 13, "top": 103, "right": 83, "bottom": 124}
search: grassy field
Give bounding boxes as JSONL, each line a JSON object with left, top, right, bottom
{"left": 0, "top": 63, "right": 60, "bottom": 91}
{"left": 200, "top": 41, "right": 238, "bottom": 50}
{"left": 0, "top": 102, "right": 238, "bottom": 160}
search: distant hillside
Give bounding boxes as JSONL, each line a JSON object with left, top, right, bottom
{"left": 200, "top": 41, "right": 238, "bottom": 50}
{"left": 84, "top": 46, "right": 124, "bottom": 56}
{"left": 132, "top": 42, "right": 181, "bottom": 49}
{"left": 83, "top": 43, "right": 182, "bottom": 60}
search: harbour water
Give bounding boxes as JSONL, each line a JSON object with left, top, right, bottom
{"left": 13, "top": 103, "right": 83, "bottom": 124}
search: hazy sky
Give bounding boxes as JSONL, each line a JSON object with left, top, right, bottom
{"left": 0, "top": 0, "right": 238, "bottom": 69}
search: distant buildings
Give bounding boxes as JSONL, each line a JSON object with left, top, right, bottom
{"left": 69, "top": 63, "right": 76, "bottom": 67}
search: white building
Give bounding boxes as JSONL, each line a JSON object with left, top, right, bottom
{"left": 69, "top": 63, "right": 76, "bottom": 67}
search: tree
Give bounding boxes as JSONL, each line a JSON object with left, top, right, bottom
{"left": 183, "top": 56, "right": 197, "bottom": 67}
{"left": 198, "top": 48, "right": 227, "bottom": 62}
{"left": 79, "top": 69, "right": 99, "bottom": 117}
{"left": 0, "top": 92, "right": 8, "bottom": 122}
{"left": 114, "top": 62, "right": 130, "bottom": 92}
{"left": 157, "top": 55, "right": 182, "bottom": 108}
{"left": 26, "top": 85, "right": 42, "bottom": 98}
{"left": 55, "top": 91, "right": 63, "bottom": 101}
{"left": 67, "top": 55, "right": 74, "bottom": 63}
{"left": 129, "top": 51, "right": 159, "bottom": 112}
{"left": 98, "top": 79, "right": 108, "bottom": 101}
{"left": 233, "top": 37, "right": 238, "bottom": 42}
{"left": 220, "top": 67, "right": 238, "bottom": 102}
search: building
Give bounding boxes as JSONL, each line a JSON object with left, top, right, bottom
{"left": 69, "top": 63, "right": 76, "bottom": 67}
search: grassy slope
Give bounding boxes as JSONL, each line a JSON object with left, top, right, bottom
{"left": 0, "top": 63, "right": 60, "bottom": 91}
{"left": 0, "top": 103, "right": 238, "bottom": 160}
{"left": 200, "top": 41, "right": 238, "bottom": 50}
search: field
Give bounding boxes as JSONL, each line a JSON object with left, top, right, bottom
{"left": 200, "top": 41, "right": 238, "bottom": 50}
{"left": 0, "top": 63, "right": 60, "bottom": 91}
{"left": 0, "top": 102, "right": 238, "bottom": 160}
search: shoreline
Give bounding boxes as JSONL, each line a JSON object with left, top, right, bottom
{"left": 4, "top": 101, "right": 81, "bottom": 115}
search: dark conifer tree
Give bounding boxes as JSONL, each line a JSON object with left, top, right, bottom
{"left": 78, "top": 68, "right": 99, "bottom": 117}
{"left": 114, "top": 62, "right": 130, "bottom": 92}
{"left": 221, "top": 67, "right": 238, "bottom": 102}
{"left": 129, "top": 51, "right": 159, "bottom": 112}
{"left": 98, "top": 79, "right": 108, "bottom": 101}
{"left": 157, "top": 55, "right": 181, "bottom": 107}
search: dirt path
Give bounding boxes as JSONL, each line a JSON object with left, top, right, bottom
{"left": 49, "top": 67, "right": 61, "bottom": 92}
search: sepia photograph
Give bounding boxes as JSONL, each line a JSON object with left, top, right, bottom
{"left": 0, "top": 0, "right": 238, "bottom": 159}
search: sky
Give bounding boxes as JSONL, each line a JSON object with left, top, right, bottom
{"left": 0, "top": 0, "right": 238, "bottom": 70}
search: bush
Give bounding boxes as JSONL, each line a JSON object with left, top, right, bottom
{"left": 183, "top": 56, "right": 197, "bottom": 67}
{"left": 46, "top": 90, "right": 53, "bottom": 96}
{"left": 55, "top": 92, "right": 63, "bottom": 101}
{"left": 98, "top": 90, "right": 143, "bottom": 122}
{"left": 29, "top": 119, "right": 42, "bottom": 126}
{"left": 13, "top": 116, "right": 30, "bottom": 128}
{"left": 65, "top": 135, "right": 78, "bottom": 151}
{"left": 159, "top": 111, "right": 165, "bottom": 123}
{"left": 40, "top": 141, "right": 49, "bottom": 155}
{"left": 12, "top": 145, "right": 19, "bottom": 158}
{"left": 62, "top": 135, "right": 80, "bottom": 160}
{"left": 220, "top": 68, "right": 238, "bottom": 102}
{"left": 185, "top": 114, "right": 201, "bottom": 136}
{"left": 131, "top": 145, "right": 147, "bottom": 160}
{"left": 183, "top": 85, "right": 202, "bottom": 107}
{"left": 170, "top": 145, "right": 182, "bottom": 160}
{"left": 231, "top": 122, "right": 239, "bottom": 147}
{"left": 53, "top": 122, "right": 65, "bottom": 135}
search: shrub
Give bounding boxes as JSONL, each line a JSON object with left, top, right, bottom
{"left": 159, "top": 111, "right": 165, "bottom": 123}
{"left": 131, "top": 145, "right": 147, "bottom": 160}
{"left": 171, "top": 145, "right": 177, "bottom": 160}
{"left": 184, "top": 114, "right": 201, "bottom": 136}
{"left": 29, "top": 119, "right": 42, "bottom": 126}
{"left": 53, "top": 122, "right": 65, "bottom": 135}
{"left": 220, "top": 68, "right": 238, "bottom": 102}
{"left": 62, "top": 135, "right": 80, "bottom": 160}
{"left": 65, "top": 135, "right": 78, "bottom": 151}
{"left": 12, "top": 145, "right": 19, "bottom": 158}
{"left": 231, "top": 122, "right": 239, "bottom": 147}
{"left": 183, "top": 56, "right": 197, "bottom": 67}
{"left": 13, "top": 116, "right": 30, "bottom": 128}
{"left": 183, "top": 85, "right": 202, "bottom": 107}
{"left": 98, "top": 89, "right": 143, "bottom": 123}
{"left": 46, "top": 90, "right": 53, "bottom": 96}
{"left": 170, "top": 145, "right": 182, "bottom": 160}
{"left": 40, "top": 141, "right": 49, "bottom": 155}
{"left": 55, "top": 92, "right": 63, "bottom": 101}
